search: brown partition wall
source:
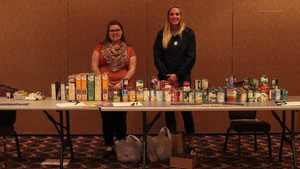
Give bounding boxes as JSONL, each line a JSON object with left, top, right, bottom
{"left": 0, "top": 0, "right": 299, "bottom": 134}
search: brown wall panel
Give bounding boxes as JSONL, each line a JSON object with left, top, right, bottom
{"left": 233, "top": 0, "right": 300, "bottom": 132}
{"left": 0, "top": 0, "right": 69, "bottom": 134}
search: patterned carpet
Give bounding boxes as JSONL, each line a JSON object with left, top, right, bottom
{"left": 1, "top": 134, "right": 299, "bottom": 168}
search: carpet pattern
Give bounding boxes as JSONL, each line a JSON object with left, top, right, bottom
{"left": 1, "top": 134, "right": 299, "bottom": 168}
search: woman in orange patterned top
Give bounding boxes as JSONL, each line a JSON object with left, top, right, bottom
{"left": 91, "top": 20, "right": 137, "bottom": 158}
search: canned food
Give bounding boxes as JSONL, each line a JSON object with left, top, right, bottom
{"left": 121, "top": 78, "right": 129, "bottom": 90}
{"left": 252, "top": 78, "right": 259, "bottom": 88}
{"left": 136, "top": 80, "right": 144, "bottom": 91}
{"left": 143, "top": 88, "right": 150, "bottom": 101}
{"left": 227, "top": 89, "right": 236, "bottom": 102}
{"left": 183, "top": 81, "right": 190, "bottom": 91}
{"left": 261, "top": 75, "right": 268, "bottom": 87}
{"left": 271, "top": 78, "right": 278, "bottom": 89}
{"left": 183, "top": 91, "right": 189, "bottom": 102}
{"left": 243, "top": 78, "right": 250, "bottom": 89}
{"left": 247, "top": 90, "right": 254, "bottom": 102}
{"left": 154, "top": 80, "right": 161, "bottom": 90}
{"left": 189, "top": 90, "right": 195, "bottom": 103}
{"left": 136, "top": 90, "right": 144, "bottom": 101}
{"left": 161, "top": 80, "right": 168, "bottom": 90}
{"left": 164, "top": 81, "right": 171, "bottom": 91}
{"left": 122, "top": 90, "right": 129, "bottom": 102}
{"left": 150, "top": 89, "right": 156, "bottom": 101}
{"left": 239, "top": 90, "right": 247, "bottom": 102}
{"left": 269, "top": 89, "right": 276, "bottom": 101}
{"left": 254, "top": 88, "right": 261, "bottom": 102}
{"left": 194, "top": 79, "right": 201, "bottom": 90}
{"left": 179, "top": 88, "right": 183, "bottom": 101}
{"left": 171, "top": 88, "right": 179, "bottom": 101}
{"left": 113, "top": 89, "right": 121, "bottom": 102}
{"left": 208, "top": 90, "right": 217, "bottom": 102}
{"left": 202, "top": 90, "right": 207, "bottom": 101}
{"left": 229, "top": 75, "right": 236, "bottom": 88}
{"left": 150, "top": 76, "right": 158, "bottom": 89}
{"left": 156, "top": 90, "right": 163, "bottom": 101}
{"left": 164, "top": 90, "right": 172, "bottom": 102}
{"left": 281, "top": 89, "right": 288, "bottom": 100}
{"left": 195, "top": 90, "right": 202, "bottom": 103}
{"left": 275, "top": 89, "right": 281, "bottom": 101}
{"left": 217, "top": 91, "right": 225, "bottom": 102}
{"left": 261, "top": 91, "right": 267, "bottom": 102}
{"left": 201, "top": 79, "right": 208, "bottom": 89}
{"left": 129, "top": 88, "right": 136, "bottom": 102}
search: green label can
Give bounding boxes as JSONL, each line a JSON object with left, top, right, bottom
{"left": 243, "top": 78, "right": 250, "bottom": 89}
{"left": 113, "top": 89, "right": 121, "bottom": 102}
{"left": 261, "top": 75, "right": 268, "bottom": 87}
{"left": 271, "top": 78, "right": 278, "bottom": 89}
{"left": 247, "top": 90, "right": 254, "bottom": 102}
{"left": 281, "top": 89, "right": 288, "bottom": 100}
{"left": 183, "top": 91, "right": 189, "bottom": 102}
{"left": 252, "top": 79, "right": 259, "bottom": 88}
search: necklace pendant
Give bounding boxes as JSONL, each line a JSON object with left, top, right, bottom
{"left": 174, "top": 41, "right": 178, "bottom": 46}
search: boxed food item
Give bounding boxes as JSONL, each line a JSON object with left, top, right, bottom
{"left": 170, "top": 153, "right": 197, "bottom": 169}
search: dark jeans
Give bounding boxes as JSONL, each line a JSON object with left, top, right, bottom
{"left": 165, "top": 111, "right": 195, "bottom": 136}
{"left": 100, "top": 111, "right": 127, "bottom": 146}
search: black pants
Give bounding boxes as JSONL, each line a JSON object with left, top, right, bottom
{"left": 165, "top": 111, "right": 195, "bottom": 136}
{"left": 101, "top": 111, "right": 127, "bottom": 146}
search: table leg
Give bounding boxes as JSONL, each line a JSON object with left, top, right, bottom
{"left": 272, "top": 110, "right": 298, "bottom": 169}
{"left": 279, "top": 111, "right": 286, "bottom": 161}
{"left": 142, "top": 111, "right": 147, "bottom": 169}
{"left": 291, "top": 111, "right": 297, "bottom": 168}
{"left": 58, "top": 111, "right": 64, "bottom": 169}
{"left": 66, "top": 111, "right": 74, "bottom": 162}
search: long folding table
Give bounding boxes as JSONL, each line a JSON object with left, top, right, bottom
{"left": 1, "top": 96, "right": 300, "bottom": 169}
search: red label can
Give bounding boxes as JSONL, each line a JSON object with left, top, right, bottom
{"left": 183, "top": 81, "right": 190, "bottom": 91}
{"left": 172, "top": 88, "right": 179, "bottom": 101}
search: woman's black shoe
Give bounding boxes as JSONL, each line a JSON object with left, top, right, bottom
{"left": 103, "top": 150, "right": 115, "bottom": 158}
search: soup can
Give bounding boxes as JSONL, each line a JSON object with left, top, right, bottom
{"left": 201, "top": 79, "right": 208, "bottom": 89}
{"left": 183, "top": 91, "right": 189, "bottom": 102}
{"left": 136, "top": 90, "right": 144, "bottom": 101}
{"left": 171, "top": 88, "right": 179, "bottom": 101}
{"left": 143, "top": 88, "right": 150, "bottom": 101}
{"left": 113, "top": 89, "right": 121, "bottom": 102}
{"left": 194, "top": 79, "right": 201, "bottom": 90}
{"left": 150, "top": 88, "right": 156, "bottom": 101}
{"left": 189, "top": 90, "right": 195, "bottom": 103}
{"left": 164, "top": 90, "right": 172, "bottom": 102}
{"left": 195, "top": 90, "right": 202, "bottom": 103}
{"left": 121, "top": 78, "right": 129, "bottom": 90}
{"left": 247, "top": 90, "right": 254, "bottom": 102}
{"left": 129, "top": 88, "right": 136, "bottom": 102}
{"left": 217, "top": 91, "right": 225, "bottom": 102}
{"left": 122, "top": 90, "right": 129, "bottom": 102}
{"left": 156, "top": 90, "right": 163, "bottom": 101}
{"left": 179, "top": 88, "right": 183, "bottom": 101}
{"left": 183, "top": 81, "right": 190, "bottom": 91}
{"left": 271, "top": 78, "right": 278, "bottom": 89}
{"left": 136, "top": 80, "right": 144, "bottom": 91}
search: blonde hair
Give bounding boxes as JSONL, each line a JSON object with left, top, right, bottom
{"left": 162, "top": 6, "right": 186, "bottom": 48}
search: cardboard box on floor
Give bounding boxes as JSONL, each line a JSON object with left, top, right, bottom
{"left": 170, "top": 132, "right": 197, "bottom": 169}
{"left": 170, "top": 153, "right": 197, "bottom": 169}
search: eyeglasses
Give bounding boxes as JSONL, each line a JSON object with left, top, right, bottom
{"left": 109, "top": 29, "right": 121, "bottom": 33}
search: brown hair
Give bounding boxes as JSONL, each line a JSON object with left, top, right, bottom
{"left": 101, "top": 20, "right": 127, "bottom": 44}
